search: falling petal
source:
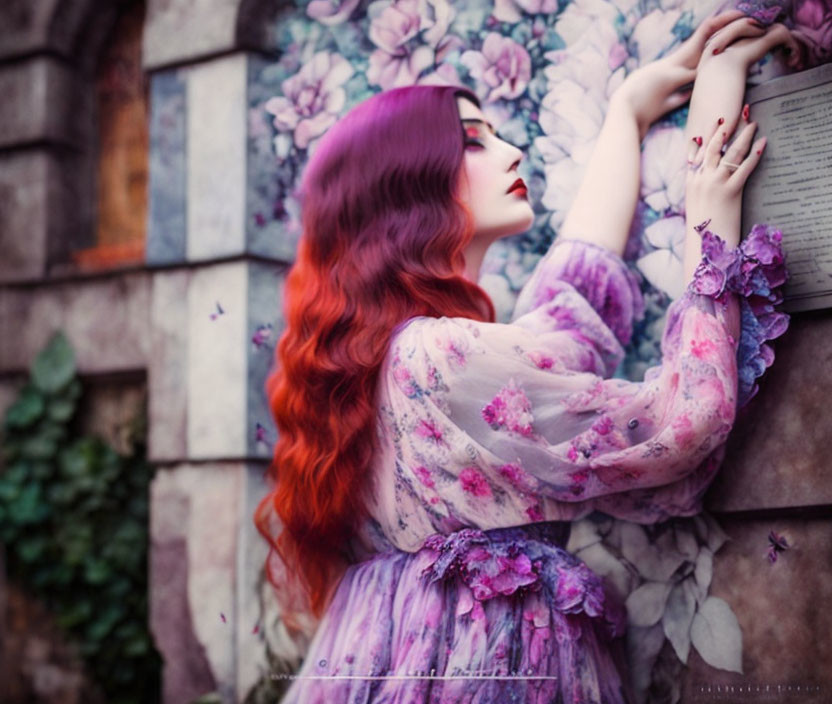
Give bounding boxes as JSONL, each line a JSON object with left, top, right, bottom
{"left": 252, "top": 624, "right": 260, "bottom": 634}
{"left": 220, "top": 612, "right": 227, "bottom": 623}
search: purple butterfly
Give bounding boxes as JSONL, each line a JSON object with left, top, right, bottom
{"left": 252, "top": 323, "right": 274, "bottom": 350}
{"left": 766, "top": 529, "right": 790, "bottom": 564}
{"left": 255, "top": 422, "right": 272, "bottom": 446}
{"left": 220, "top": 612, "right": 227, "bottom": 623}
{"left": 209, "top": 302, "right": 225, "bottom": 321}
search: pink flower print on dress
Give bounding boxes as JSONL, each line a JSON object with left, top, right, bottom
{"left": 497, "top": 461, "right": 540, "bottom": 493}
{"left": 528, "top": 350, "right": 555, "bottom": 370}
{"left": 481, "top": 379, "right": 535, "bottom": 437}
{"left": 459, "top": 467, "right": 492, "bottom": 497}
{"left": 439, "top": 335, "right": 469, "bottom": 368}
{"left": 414, "top": 418, "right": 445, "bottom": 445}
{"left": 413, "top": 465, "right": 435, "bottom": 488}
{"left": 526, "top": 503, "right": 544, "bottom": 521}
{"left": 690, "top": 338, "right": 718, "bottom": 360}
{"left": 671, "top": 413, "right": 696, "bottom": 450}
{"left": 392, "top": 361, "right": 420, "bottom": 398}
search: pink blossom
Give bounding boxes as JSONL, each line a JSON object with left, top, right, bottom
{"left": 414, "top": 419, "right": 444, "bottom": 444}
{"left": 393, "top": 364, "right": 419, "bottom": 396}
{"left": 306, "top": 0, "right": 360, "bottom": 25}
{"left": 461, "top": 33, "right": 532, "bottom": 102}
{"left": 690, "top": 338, "right": 717, "bottom": 360}
{"left": 528, "top": 351, "right": 555, "bottom": 369}
{"left": 481, "top": 379, "right": 535, "bottom": 437}
{"left": 526, "top": 503, "right": 544, "bottom": 521}
{"left": 414, "top": 465, "right": 435, "bottom": 488}
{"left": 264, "top": 51, "right": 354, "bottom": 149}
{"left": 366, "top": 0, "right": 455, "bottom": 89}
{"left": 591, "top": 415, "right": 614, "bottom": 436}
{"left": 671, "top": 413, "right": 696, "bottom": 450}
{"left": 459, "top": 467, "right": 492, "bottom": 497}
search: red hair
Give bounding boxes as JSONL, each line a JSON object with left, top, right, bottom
{"left": 254, "top": 85, "right": 495, "bottom": 626}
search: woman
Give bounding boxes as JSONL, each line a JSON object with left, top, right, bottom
{"left": 255, "top": 9, "right": 795, "bottom": 703}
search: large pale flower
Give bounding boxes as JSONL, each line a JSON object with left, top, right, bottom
{"left": 366, "top": 0, "right": 455, "bottom": 89}
{"left": 630, "top": 8, "right": 682, "bottom": 65}
{"left": 636, "top": 215, "right": 686, "bottom": 299}
{"left": 640, "top": 126, "right": 686, "bottom": 213}
{"left": 264, "top": 51, "right": 354, "bottom": 150}
{"left": 306, "top": 0, "right": 360, "bottom": 25}
{"left": 492, "top": 0, "right": 559, "bottom": 23}
{"left": 461, "top": 33, "right": 532, "bottom": 102}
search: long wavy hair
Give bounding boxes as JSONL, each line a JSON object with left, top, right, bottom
{"left": 254, "top": 85, "right": 496, "bottom": 626}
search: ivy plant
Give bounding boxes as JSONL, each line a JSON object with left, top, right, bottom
{"left": 0, "top": 332, "right": 161, "bottom": 703}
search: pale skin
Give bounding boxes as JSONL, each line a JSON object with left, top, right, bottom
{"left": 459, "top": 9, "right": 803, "bottom": 286}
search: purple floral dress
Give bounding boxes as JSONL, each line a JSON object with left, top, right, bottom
{"left": 280, "top": 226, "right": 788, "bottom": 704}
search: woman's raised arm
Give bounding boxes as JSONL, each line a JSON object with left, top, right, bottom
{"left": 557, "top": 9, "right": 752, "bottom": 257}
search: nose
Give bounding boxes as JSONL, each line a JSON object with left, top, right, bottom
{"left": 501, "top": 140, "right": 523, "bottom": 172}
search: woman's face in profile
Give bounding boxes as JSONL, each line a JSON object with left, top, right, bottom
{"left": 455, "top": 96, "right": 534, "bottom": 241}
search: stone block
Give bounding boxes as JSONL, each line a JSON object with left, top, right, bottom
{"left": 143, "top": 0, "right": 240, "bottom": 72}
{"left": 150, "top": 462, "right": 246, "bottom": 703}
{"left": 0, "top": 0, "right": 57, "bottom": 60}
{"left": 680, "top": 515, "right": 832, "bottom": 702}
{"left": 148, "top": 69, "right": 188, "bottom": 266}
{"left": 187, "top": 261, "right": 248, "bottom": 459}
{"left": 707, "top": 311, "right": 832, "bottom": 512}
{"left": 186, "top": 54, "right": 248, "bottom": 262}
{"left": 0, "top": 151, "right": 50, "bottom": 281}
{"left": 148, "top": 269, "right": 190, "bottom": 462}
{"left": 0, "top": 57, "right": 92, "bottom": 150}
{"left": 0, "top": 272, "right": 151, "bottom": 374}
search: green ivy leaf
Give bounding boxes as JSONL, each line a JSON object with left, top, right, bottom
{"left": 21, "top": 435, "right": 58, "bottom": 460}
{"left": 4, "top": 386, "right": 45, "bottom": 429}
{"left": 8, "top": 484, "right": 49, "bottom": 525}
{"left": 47, "top": 397, "right": 76, "bottom": 422}
{"left": 31, "top": 332, "right": 76, "bottom": 394}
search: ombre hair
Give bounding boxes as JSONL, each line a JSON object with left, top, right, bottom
{"left": 254, "top": 85, "right": 495, "bottom": 626}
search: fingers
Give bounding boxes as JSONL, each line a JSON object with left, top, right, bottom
{"left": 722, "top": 120, "right": 758, "bottom": 169}
{"left": 703, "top": 116, "right": 728, "bottom": 169}
{"left": 730, "top": 134, "right": 767, "bottom": 185}
{"left": 706, "top": 16, "right": 767, "bottom": 55}
{"left": 673, "top": 9, "right": 745, "bottom": 66}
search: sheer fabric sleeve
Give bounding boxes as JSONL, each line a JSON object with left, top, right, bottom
{"left": 381, "top": 225, "right": 788, "bottom": 532}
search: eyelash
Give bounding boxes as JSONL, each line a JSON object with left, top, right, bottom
{"left": 464, "top": 139, "right": 485, "bottom": 150}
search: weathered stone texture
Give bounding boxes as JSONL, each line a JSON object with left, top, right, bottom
{"left": 150, "top": 463, "right": 245, "bottom": 704}
{"left": 0, "top": 272, "right": 151, "bottom": 373}
{"left": 708, "top": 311, "right": 832, "bottom": 512}
{"left": 0, "top": 58, "right": 92, "bottom": 149}
{"left": 681, "top": 516, "right": 832, "bottom": 702}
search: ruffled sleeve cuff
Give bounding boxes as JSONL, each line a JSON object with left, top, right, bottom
{"left": 512, "top": 238, "right": 646, "bottom": 347}
{"left": 686, "top": 222, "right": 789, "bottom": 408}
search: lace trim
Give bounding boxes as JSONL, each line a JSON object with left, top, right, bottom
{"left": 690, "top": 222, "right": 789, "bottom": 407}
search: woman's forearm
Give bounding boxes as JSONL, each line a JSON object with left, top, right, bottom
{"left": 558, "top": 95, "right": 641, "bottom": 258}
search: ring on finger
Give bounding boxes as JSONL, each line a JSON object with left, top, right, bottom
{"left": 720, "top": 159, "right": 742, "bottom": 171}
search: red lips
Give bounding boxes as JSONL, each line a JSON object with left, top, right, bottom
{"left": 507, "top": 178, "right": 527, "bottom": 194}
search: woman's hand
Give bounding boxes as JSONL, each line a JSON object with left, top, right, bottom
{"left": 613, "top": 10, "right": 764, "bottom": 140}
{"left": 685, "top": 109, "right": 765, "bottom": 252}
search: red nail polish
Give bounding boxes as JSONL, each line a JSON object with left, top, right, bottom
{"left": 742, "top": 104, "right": 750, "bottom": 121}
{"left": 693, "top": 136, "right": 703, "bottom": 146}
{"left": 718, "top": 117, "right": 725, "bottom": 125}
{"left": 712, "top": 47, "right": 721, "bottom": 55}
{"left": 756, "top": 149, "right": 762, "bottom": 155}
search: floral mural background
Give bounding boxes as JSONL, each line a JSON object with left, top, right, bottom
{"left": 248, "top": 0, "right": 827, "bottom": 381}
{"left": 240, "top": 0, "right": 832, "bottom": 700}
